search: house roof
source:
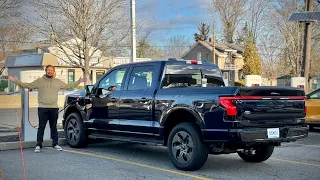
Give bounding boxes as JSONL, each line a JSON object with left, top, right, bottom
{"left": 5, "top": 54, "right": 43, "bottom": 67}
{"left": 5, "top": 53, "right": 58, "bottom": 68}
{"left": 277, "top": 75, "right": 292, "bottom": 80}
{"left": 225, "top": 43, "right": 245, "bottom": 54}
{"left": 182, "top": 40, "right": 244, "bottom": 59}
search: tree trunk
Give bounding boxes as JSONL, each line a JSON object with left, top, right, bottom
{"left": 84, "top": 42, "right": 91, "bottom": 86}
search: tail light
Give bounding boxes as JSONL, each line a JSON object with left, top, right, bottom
{"left": 219, "top": 96, "right": 306, "bottom": 116}
{"left": 219, "top": 97, "right": 237, "bottom": 116}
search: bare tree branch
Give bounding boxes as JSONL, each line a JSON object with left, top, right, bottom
{"left": 209, "top": 0, "right": 247, "bottom": 43}
{"left": 31, "top": 0, "right": 130, "bottom": 85}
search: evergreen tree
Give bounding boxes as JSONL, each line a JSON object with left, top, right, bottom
{"left": 243, "top": 35, "right": 261, "bottom": 76}
{"left": 194, "top": 23, "right": 210, "bottom": 42}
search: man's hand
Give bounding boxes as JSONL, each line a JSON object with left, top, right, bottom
{"left": 78, "top": 77, "right": 86, "bottom": 83}
{"left": 8, "top": 76, "right": 17, "bottom": 82}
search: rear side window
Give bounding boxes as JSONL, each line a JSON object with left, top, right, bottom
{"left": 162, "top": 64, "right": 224, "bottom": 88}
{"left": 127, "top": 65, "right": 156, "bottom": 90}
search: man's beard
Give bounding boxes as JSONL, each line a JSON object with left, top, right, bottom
{"left": 46, "top": 74, "right": 53, "bottom": 78}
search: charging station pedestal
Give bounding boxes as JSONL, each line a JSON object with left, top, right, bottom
{"left": 245, "top": 75, "right": 262, "bottom": 86}
{"left": 290, "top": 77, "right": 306, "bottom": 90}
{"left": 21, "top": 89, "right": 50, "bottom": 141}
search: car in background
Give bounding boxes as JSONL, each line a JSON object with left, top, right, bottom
{"left": 305, "top": 88, "right": 320, "bottom": 129}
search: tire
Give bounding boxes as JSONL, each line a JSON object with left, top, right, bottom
{"left": 64, "top": 113, "right": 88, "bottom": 148}
{"left": 237, "top": 144, "right": 274, "bottom": 162}
{"left": 167, "top": 122, "right": 208, "bottom": 171}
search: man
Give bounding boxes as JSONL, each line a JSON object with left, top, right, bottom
{"left": 107, "top": 86, "right": 117, "bottom": 91}
{"left": 9, "top": 65, "right": 85, "bottom": 152}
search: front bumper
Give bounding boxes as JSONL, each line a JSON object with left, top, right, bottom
{"left": 202, "top": 125, "right": 309, "bottom": 143}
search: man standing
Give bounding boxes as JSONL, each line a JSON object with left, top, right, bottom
{"left": 9, "top": 65, "right": 85, "bottom": 152}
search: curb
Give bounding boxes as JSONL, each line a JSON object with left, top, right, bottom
{"left": 0, "top": 138, "right": 66, "bottom": 151}
{"left": 0, "top": 129, "right": 17, "bottom": 133}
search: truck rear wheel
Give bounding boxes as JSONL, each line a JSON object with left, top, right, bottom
{"left": 167, "top": 122, "right": 208, "bottom": 171}
{"left": 237, "top": 144, "right": 274, "bottom": 162}
{"left": 65, "top": 113, "right": 88, "bottom": 148}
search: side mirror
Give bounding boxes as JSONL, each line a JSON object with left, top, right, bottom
{"left": 85, "top": 85, "right": 94, "bottom": 95}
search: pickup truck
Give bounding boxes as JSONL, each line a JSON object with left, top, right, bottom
{"left": 62, "top": 60, "right": 308, "bottom": 171}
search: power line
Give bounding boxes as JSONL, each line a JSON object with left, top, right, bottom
{"left": 139, "top": 27, "right": 197, "bottom": 30}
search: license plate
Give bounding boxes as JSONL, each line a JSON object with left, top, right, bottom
{"left": 267, "top": 128, "right": 280, "bottom": 138}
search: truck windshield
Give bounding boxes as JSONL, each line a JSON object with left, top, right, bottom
{"left": 162, "top": 64, "right": 225, "bottom": 88}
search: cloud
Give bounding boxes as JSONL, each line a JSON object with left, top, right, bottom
{"left": 169, "top": 14, "right": 208, "bottom": 26}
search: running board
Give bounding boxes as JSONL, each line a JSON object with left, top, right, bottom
{"left": 89, "top": 133, "right": 164, "bottom": 146}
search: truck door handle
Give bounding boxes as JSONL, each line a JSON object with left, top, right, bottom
{"left": 140, "top": 98, "right": 149, "bottom": 102}
{"left": 110, "top": 98, "right": 117, "bottom": 102}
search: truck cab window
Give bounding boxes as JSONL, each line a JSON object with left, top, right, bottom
{"left": 162, "top": 64, "right": 224, "bottom": 88}
{"left": 98, "top": 68, "right": 127, "bottom": 90}
{"left": 127, "top": 65, "right": 155, "bottom": 90}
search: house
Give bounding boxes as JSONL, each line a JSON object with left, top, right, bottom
{"left": 5, "top": 37, "right": 111, "bottom": 92}
{"left": 20, "top": 38, "right": 103, "bottom": 67}
{"left": 276, "top": 75, "right": 292, "bottom": 87}
{"left": 182, "top": 40, "right": 244, "bottom": 86}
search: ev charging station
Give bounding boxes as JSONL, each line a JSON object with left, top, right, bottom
{"left": 244, "top": 75, "right": 262, "bottom": 87}
{"left": 21, "top": 88, "right": 50, "bottom": 141}
{"left": 290, "top": 77, "right": 306, "bottom": 90}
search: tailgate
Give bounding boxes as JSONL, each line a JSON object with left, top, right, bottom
{"left": 220, "top": 87, "right": 306, "bottom": 126}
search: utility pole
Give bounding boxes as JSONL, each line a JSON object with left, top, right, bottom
{"left": 212, "top": 23, "right": 216, "bottom": 64}
{"left": 130, "top": 0, "right": 136, "bottom": 63}
{"left": 301, "top": 0, "right": 314, "bottom": 90}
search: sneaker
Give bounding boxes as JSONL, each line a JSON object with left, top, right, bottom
{"left": 34, "top": 146, "right": 41, "bottom": 153}
{"left": 53, "top": 145, "right": 63, "bottom": 151}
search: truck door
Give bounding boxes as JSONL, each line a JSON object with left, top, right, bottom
{"left": 89, "top": 67, "right": 128, "bottom": 132}
{"left": 118, "top": 63, "right": 161, "bottom": 135}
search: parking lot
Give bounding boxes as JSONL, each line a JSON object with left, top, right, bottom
{"left": 0, "top": 130, "right": 319, "bottom": 180}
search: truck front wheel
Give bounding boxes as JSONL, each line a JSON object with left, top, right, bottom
{"left": 167, "top": 122, "right": 208, "bottom": 171}
{"left": 65, "top": 113, "right": 88, "bottom": 148}
{"left": 237, "top": 144, "right": 274, "bottom": 162}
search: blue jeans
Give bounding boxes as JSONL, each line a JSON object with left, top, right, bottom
{"left": 36, "top": 108, "right": 59, "bottom": 148}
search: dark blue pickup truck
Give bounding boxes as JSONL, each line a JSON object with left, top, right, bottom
{"left": 63, "top": 60, "right": 308, "bottom": 170}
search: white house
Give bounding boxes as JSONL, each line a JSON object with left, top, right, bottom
{"left": 48, "top": 38, "right": 103, "bottom": 67}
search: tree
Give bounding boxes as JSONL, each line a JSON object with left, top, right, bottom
{"left": 245, "top": 0, "right": 272, "bottom": 43}
{"left": 209, "top": 0, "right": 247, "bottom": 43}
{"left": 0, "top": 0, "right": 22, "bottom": 18}
{"left": 166, "top": 35, "right": 192, "bottom": 58}
{"left": 32, "top": 0, "right": 129, "bottom": 85}
{"left": 236, "top": 22, "right": 249, "bottom": 45}
{"left": 194, "top": 23, "right": 210, "bottom": 42}
{"left": 272, "top": 0, "right": 305, "bottom": 77}
{"left": 243, "top": 37, "right": 262, "bottom": 76}
{"left": 0, "top": 0, "right": 30, "bottom": 67}
{"left": 136, "top": 40, "right": 161, "bottom": 59}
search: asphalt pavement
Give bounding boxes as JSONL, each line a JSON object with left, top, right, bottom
{"left": 1, "top": 131, "right": 320, "bottom": 180}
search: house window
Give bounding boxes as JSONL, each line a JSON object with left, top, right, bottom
{"left": 68, "top": 69, "right": 75, "bottom": 84}
{"left": 197, "top": 52, "right": 201, "bottom": 61}
{"left": 223, "top": 72, "right": 228, "bottom": 80}
{"left": 96, "top": 70, "right": 105, "bottom": 82}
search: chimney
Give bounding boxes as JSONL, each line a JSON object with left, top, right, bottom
{"left": 36, "top": 43, "right": 42, "bottom": 54}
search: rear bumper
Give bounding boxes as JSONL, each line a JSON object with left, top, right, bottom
{"left": 202, "top": 125, "right": 309, "bottom": 143}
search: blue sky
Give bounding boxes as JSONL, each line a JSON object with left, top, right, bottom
{"left": 135, "top": 0, "right": 213, "bottom": 44}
